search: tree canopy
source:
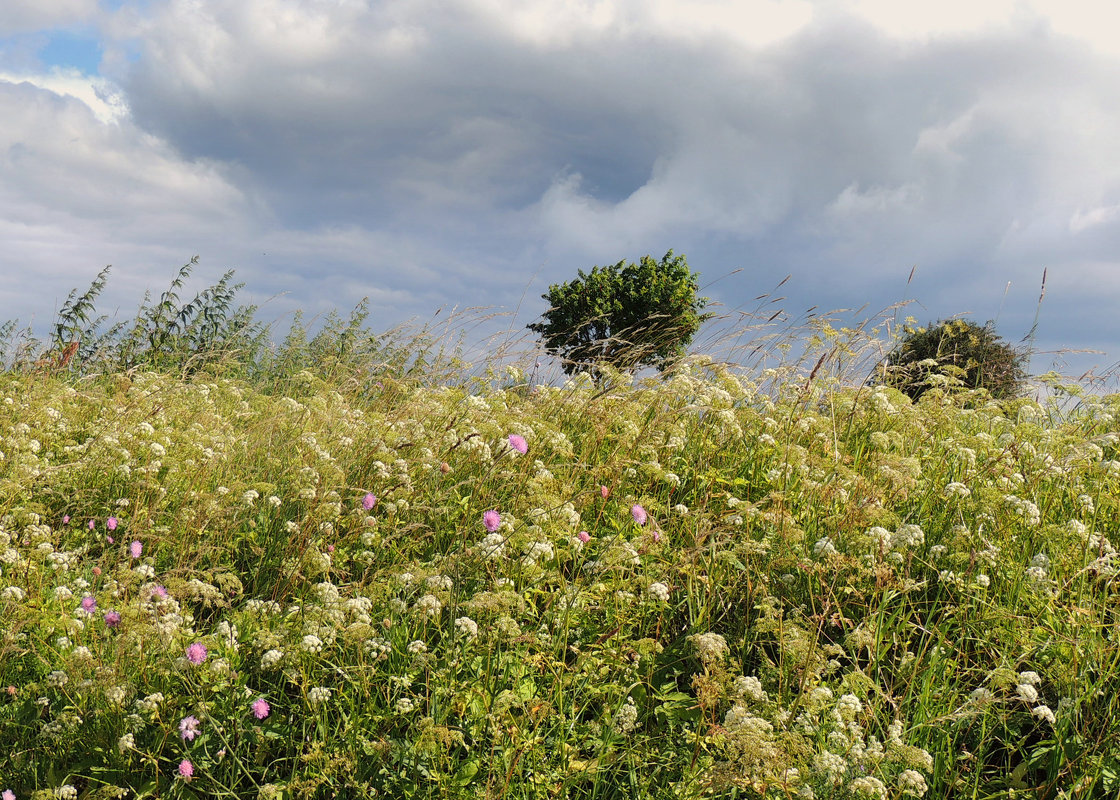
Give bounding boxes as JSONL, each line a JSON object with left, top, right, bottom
{"left": 529, "top": 251, "right": 709, "bottom": 377}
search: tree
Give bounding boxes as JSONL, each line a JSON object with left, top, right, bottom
{"left": 880, "top": 318, "right": 1027, "bottom": 400}
{"left": 529, "top": 251, "right": 710, "bottom": 377}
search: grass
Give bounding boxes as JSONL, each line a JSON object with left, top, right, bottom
{"left": 0, "top": 267, "right": 1118, "bottom": 799}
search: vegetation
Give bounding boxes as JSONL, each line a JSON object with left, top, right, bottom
{"left": 880, "top": 318, "right": 1027, "bottom": 401}
{"left": 528, "top": 251, "right": 709, "bottom": 378}
{"left": 0, "top": 264, "right": 1117, "bottom": 799}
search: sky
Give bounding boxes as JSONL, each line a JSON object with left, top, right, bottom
{"left": 3, "top": 0, "right": 1120, "bottom": 383}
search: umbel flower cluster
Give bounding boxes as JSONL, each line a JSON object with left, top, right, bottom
{"left": 0, "top": 356, "right": 1116, "bottom": 798}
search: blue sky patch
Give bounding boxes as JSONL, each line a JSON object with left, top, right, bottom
{"left": 38, "top": 30, "right": 102, "bottom": 74}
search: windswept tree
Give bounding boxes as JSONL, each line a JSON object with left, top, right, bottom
{"left": 881, "top": 318, "right": 1027, "bottom": 400}
{"left": 529, "top": 251, "right": 709, "bottom": 377}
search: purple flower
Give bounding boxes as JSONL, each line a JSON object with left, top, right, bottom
{"left": 88, "top": 519, "right": 95, "bottom": 530}
{"left": 631, "top": 505, "right": 648, "bottom": 526}
{"left": 252, "top": 697, "right": 271, "bottom": 719}
{"left": 179, "top": 715, "right": 201, "bottom": 741}
{"left": 104, "top": 610, "right": 121, "bottom": 628}
{"left": 150, "top": 585, "right": 168, "bottom": 599}
{"left": 3, "top": 788, "right": 14, "bottom": 800}
{"left": 185, "top": 642, "right": 208, "bottom": 665}
{"left": 79, "top": 595, "right": 97, "bottom": 614}
{"left": 483, "top": 510, "right": 501, "bottom": 533}
{"left": 107, "top": 517, "right": 118, "bottom": 531}
{"left": 577, "top": 531, "right": 591, "bottom": 543}
{"left": 130, "top": 540, "right": 142, "bottom": 559}
{"left": 600, "top": 485, "right": 609, "bottom": 499}
{"left": 507, "top": 434, "right": 528, "bottom": 455}
{"left": 362, "top": 492, "right": 376, "bottom": 511}
{"left": 178, "top": 759, "right": 194, "bottom": 780}
{"left": 62, "top": 515, "right": 70, "bottom": 524}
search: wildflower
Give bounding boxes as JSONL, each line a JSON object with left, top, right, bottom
{"left": 178, "top": 759, "right": 194, "bottom": 780}
{"left": 631, "top": 505, "right": 648, "bottom": 525}
{"left": 185, "top": 642, "right": 208, "bottom": 665}
{"left": 507, "top": 434, "right": 528, "bottom": 455}
{"left": 117, "top": 733, "right": 134, "bottom": 753}
{"left": 362, "top": 492, "right": 377, "bottom": 510}
{"left": 483, "top": 510, "right": 501, "bottom": 532}
{"left": 837, "top": 693, "right": 863, "bottom": 720}
{"left": 88, "top": 519, "right": 95, "bottom": 530}
{"left": 62, "top": 515, "right": 70, "bottom": 524}
{"left": 647, "top": 582, "right": 670, "bottom": 602}
{"left": 600, "top": 485, "right": 609, "bottom": 498}
{"left": 301, "top": 635, "right": 324, "bottom": 653}
{"left": 414, "top": 594, "right": 442, "bottom": 616}
{"left": 848, "top": 776, "right": 888, "bottom": 799}
{"left": 2, "top": 790, "right": 13, "bottom": 800}
{"left": 1032, "top": 704, "right": 1056, "bottom": 725}
{"left": 454, "top": 616, "right": 479, "bottom": 638}
{"left": 179, "top": 715, "right": 201, "bottom": 741}
{"left": 260, "top": 649, "right": 283, "bottom": 668}
{"left": 394, "top": 697, "right": 415, "bottom": 714}
{"left": 79, "top": 595, "right": 96, "bottom": 614}
{"left": 407, "top": 640, "right": 427, "bottom": 654}
{"left": 252, "top": 697, "right": 270, "bottom": 719}
{"left": 1016, "top": 683, "right": 1039, "bottom": 704}
{"left": 614, "top": 697, "right": 639, "bottom": 733}
{"left": 107, "top": 517, "right": 118, "bottom": 531}
{"left": 577, "top": 530, "right": 590, "bottom": 543}
{"left": 308, "top": 686, "right": 331, "bottom": 704}
{"left": 104, "top": 610, "right": 121, "bottom": 628}
{"left": 897, "top": 769, "right": 928, "bottom": 797}
{"left": 130, "top": 541, "right": 142, "bottom": 559}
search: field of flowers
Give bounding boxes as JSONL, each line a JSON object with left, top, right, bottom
{"left": 0, "top": 354, "right": 1118, "bottom": 799}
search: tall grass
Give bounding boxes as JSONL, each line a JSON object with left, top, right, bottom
{"left": 0, "top": 264, "right": 1117, "bottom": 799}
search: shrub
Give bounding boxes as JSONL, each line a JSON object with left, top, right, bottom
{"left": 881, "top": 318, "right": 1027, "bottom": 400}
{"left": 528, "top": 251, "right": 709, "bottom": 377}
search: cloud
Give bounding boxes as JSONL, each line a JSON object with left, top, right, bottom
{"left": 2, "top": 0, "right": 1119, "bottom": 377}
{"left": 0, "top": 0, "right": 98, "bottom": 36}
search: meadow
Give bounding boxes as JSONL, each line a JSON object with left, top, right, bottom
{"left": 0, "top": 276, "right": 1118, "bottom": 799}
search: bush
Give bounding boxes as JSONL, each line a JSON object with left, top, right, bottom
{"left": 528, "top": 251, "right": 709, "bottom": 377}
{"left": 881, "top": 318, "right": 1027, "bottom": 400}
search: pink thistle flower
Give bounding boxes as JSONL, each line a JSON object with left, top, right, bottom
{"left": 577, "top": 531, "right": 591, "bottom": 544}
{"left": 80, "top": 595, "right": 97, "bottom": 614}
{"left": 2, "top": 789, "right": 14, "bottom": 800}
{"left": 600, "top": 485, "right": 609, "bottom": 499}
{"left": 185, "top": 642, "right": 208, "bottom": 665}
{"left": 326, "top": 544, "right": 335, "bottom": 553}
{"left": 362, "top": 492, "right": 376, "bottom": 511}
{"left": 651, "top": 529, "right": 662, "bottom": 543}
{"left": 150, "top": 585, "right": 168, "bottom": 600}
{"left": 107, "top": 536, "right": 114, "bottom": 544}
{"left": 483, "top": 510, "right": 501, "bottom": 533}
{"left": 507, "top": 434, "right": 528, "bottom": 455}
{"left": 88, "top": 519, "right": 95, "bottom": 530}
{"left": 130, "top": 541, "right": 142, "bottom": 559}
{"left": 62, "top": 515, "right": 70, "bottom": 524}
{"left": 92, "top": 566, "right": 101, "bottom": 576}
{"left": 178, "top": 759, "right": 194, "bottom": 780}
{"left": 252, "top": 697, "right": 271, "bottom": 719}
{"left": 107, "top": 517, "right": 118, "bottom": 531}
{"left": 179, "top": 715, "right": 201, "bottom": 741}
{"left": 104, "top": 610, "right": 121, "bottom": 628}
{"left": 631, "top": 505, "right": 648, "bottom": 526}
